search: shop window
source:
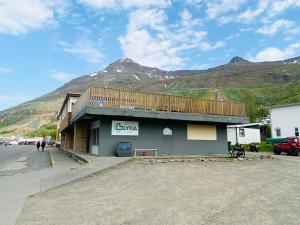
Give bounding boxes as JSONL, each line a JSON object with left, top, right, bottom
{"left": 239, "top": 128, "right": 245, "bottom": 137}
{"left": 275, "top": 128, "right": 281, "bottom": 137}
{"left": 187, "top": 124, "right": 217, "bottom": 141}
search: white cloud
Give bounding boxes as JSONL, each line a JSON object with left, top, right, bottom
{"left": 0, "top": 0, "right": 68, "bottom": 35}
{"left": 199, "top": 41, "right": 225, "bottom": 51}
{"left": 184, "top": 0, "right": 202, "bottom": 7}
{"left": 78, "top": 0, "right": 117, "bottom": 9}
{"left": 50, "top": 70, "right": 72, "bottom": 82}
{"left": 252, "top": 42, "right": 300, "bottom": 62}
{"left": 205, "top": 0, "right": 246, "bottom": 19}
{"left": 59, "top": 38, "right": 103, "bottom": 64}
{"left": 78, "top": 0, "right": 171, "bottom": 9}
{"left": 267, "top": 0, "right": 300, "bottom": 17}
{"left": 119, "top": 8, "right": 224, "bottom": 69}
{"left": 238, "top": 0, "right": 269, "bottom": 22}
{"left": 122, "top": 0, "right": 171, "bottom": 8}
{"left": 257, "top": 19, "right": 295, "bottom": 36}
{"left": 208, "top": 0, "right": 300, "bottom": 25}
{"left": 0, "top": 66, "right": 12, "bottom": 74}
{"left": 119, "top": 9, "right": 182, "bottom": 69}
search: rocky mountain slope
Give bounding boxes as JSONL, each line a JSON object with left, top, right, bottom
{"left": 1, "top": 56, "right": 300, "bottom": 137}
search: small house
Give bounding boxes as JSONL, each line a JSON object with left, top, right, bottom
{"left": 270, "top": 103, "right": 300, "bottom": 138}
{"left": 227, "top": 123, "right": 261, "bottom": 145}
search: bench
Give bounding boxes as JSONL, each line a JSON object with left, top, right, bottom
{"left": 133, "top": 148, "right": 158, "bottom": 156}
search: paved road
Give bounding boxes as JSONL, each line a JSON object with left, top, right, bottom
{"left": 0, "top": 145, "right": 52, "bottom": 225}
{"left": 0, "top": 145, "right": 49, "bottom": 176}
{"left": 17, "top": 154, "right": 300, "bottom": 225}
{"left": 0, "top": 145, "right": 129, "bottom": 225}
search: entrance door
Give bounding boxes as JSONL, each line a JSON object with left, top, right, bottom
{"left": 90, "top": 121, "right": 100, "bottom": 155}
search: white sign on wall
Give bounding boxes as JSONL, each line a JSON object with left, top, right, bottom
{"left": 163, "top": 127, "right": 172, "bottom": 136}
{"left": 111, "top": 120, "right": 139, "bottom": 136}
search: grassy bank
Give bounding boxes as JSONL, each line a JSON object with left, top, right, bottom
{"left": 26, "top": 123, "right": 57, "bottom": 139}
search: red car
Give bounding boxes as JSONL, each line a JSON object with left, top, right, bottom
{"left": 273, "top": 137, "right": 300, "bottom": 156}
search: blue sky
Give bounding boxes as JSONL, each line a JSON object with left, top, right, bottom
{"left": 1, "top": 0, "right": 300, "bottom": 110}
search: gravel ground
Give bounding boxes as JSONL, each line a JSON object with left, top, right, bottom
{"left": 17, "top": 155, "right": 300, "bottom": 225}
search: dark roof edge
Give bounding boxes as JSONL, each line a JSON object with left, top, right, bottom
{"left": 70, "top": 106, "right": 249, "bottom": 125}
{"left": 269, "top": 102, "right": 300, "bottom": 109}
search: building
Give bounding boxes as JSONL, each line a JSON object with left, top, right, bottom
{"left": 270, "top": 103, "right": 300, "bottom": 138}
{"left": 58, "top": 86, "right": 248, "bottom": 156}
{"left": 227, "top": 123, "right": 261, "bottom": 145}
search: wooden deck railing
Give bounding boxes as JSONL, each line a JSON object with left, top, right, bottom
{"left": 71, "top": 86, "right": 246, "bottom": 119}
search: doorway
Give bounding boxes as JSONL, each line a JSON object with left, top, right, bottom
{"left": 90, "top": 121, "right": 100, "bottom": 155}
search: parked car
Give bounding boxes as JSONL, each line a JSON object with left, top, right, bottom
{"left": 8, "top": 140, "right": 19, "bottom": 145}
{"left": 273, "top": 137, "right": 300, "bottom": 156}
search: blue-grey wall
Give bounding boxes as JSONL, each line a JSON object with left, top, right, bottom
{"left": 92, "top": 116, "right": 228, "bottom": 156}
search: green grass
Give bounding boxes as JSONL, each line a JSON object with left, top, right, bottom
{"left": 161, "top": 88, "right": 212, "bottom": 99}
{"left": 223, "top": 81, "right": 300, "bottom": 122}
{"left": 0, "top": 128, "right": 17, "bottom": 135}
{"left": 26, "top": 123, "right": 57, "bottom": 139}
{"left": 244, "top": 142, "right": 273, "bottom": 152}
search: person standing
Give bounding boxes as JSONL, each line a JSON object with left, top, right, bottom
{"left": 41, "top": 140, "right": 46, "bottom": 152}
{"left": 36, "top": 141, "right": 40, "bottom": 152}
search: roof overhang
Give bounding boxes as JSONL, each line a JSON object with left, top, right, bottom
{"left": 70, "top": 106, "right": 249, "bottom": 125}
{"left": 227, "top": 123, "right": 261, "bottom": 128}
{"left": 57, "top": 93, "right": 81, "bottom": 118}
{"left": 269, "top": 103, "right": 300, "bottom": 110}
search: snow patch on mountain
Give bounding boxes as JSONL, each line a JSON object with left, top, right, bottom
{"left": 90, "top": 73, "right": 97, "bottom": 77}
{"left": 133, "top": 74, "right": 141, "bottom": 81}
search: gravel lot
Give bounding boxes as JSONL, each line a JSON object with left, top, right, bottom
{"left": 17, "top": 155, "right": 300, "bottom": 225}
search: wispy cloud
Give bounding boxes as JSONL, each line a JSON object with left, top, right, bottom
{"left": 50, "top": 70, "right": 73, "bottom": 82}
{"left": 257, "top": 19, "right": 295, "bottom": 36}
{"left": 267, "top": 0, "right": 300, "bottom": 17}
{"left": 0, "top": 66, "right": 12, "bottom": 74}
{"left": 0, "top": 92, "right": 32, "bottom": 111}
{"left": 205, "top": 0, "right": 246, "bottom": 20}
{"left": 78, "top": 0, "right": 171, "bottom": 9}
{"left": 58, "top": 37, "right": 103, "bottom": 64}
{"left": 238, "top": 0, "right": 269, "bottom": 22}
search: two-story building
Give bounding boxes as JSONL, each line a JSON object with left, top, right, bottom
{"left": 57, "top": 86, "right": 248, "bottom": 156}
{"left": 270, "top": 103, "right": 300, "bottom": 138}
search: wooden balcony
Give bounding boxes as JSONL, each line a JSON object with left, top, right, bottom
{"left": 71, "top": 86, "right": 246, "bottom": 120}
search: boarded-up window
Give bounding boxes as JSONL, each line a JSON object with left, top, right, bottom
{"left": 187, "top": 124, "right": 217, "bottom": 141}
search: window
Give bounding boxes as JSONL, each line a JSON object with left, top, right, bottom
{"left": 187, "top": 124, "right": 217, "bottom": 141}
{"left": 282, "top": 138, "right": 288, "bottom": 143}
{"left": 239, "top": 128, "right": 245, "bottom": 137}
{"left": 275, "top": 128, "right": 281, "bottom": 137}
{"left": 295, "top": 128, "right": 299, "bottom": 137}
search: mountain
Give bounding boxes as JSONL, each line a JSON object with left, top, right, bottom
{"left": 1, "top": 56, "right": 300, "bottom": 137}
{"left": 284, "top": 56, "right": 300, "bottom": 64}
{"left": 229, "top": 56, "right": 250, "bottom": 64}
{"left": 143, "top": 57, "right": 300, "bottom": 91}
